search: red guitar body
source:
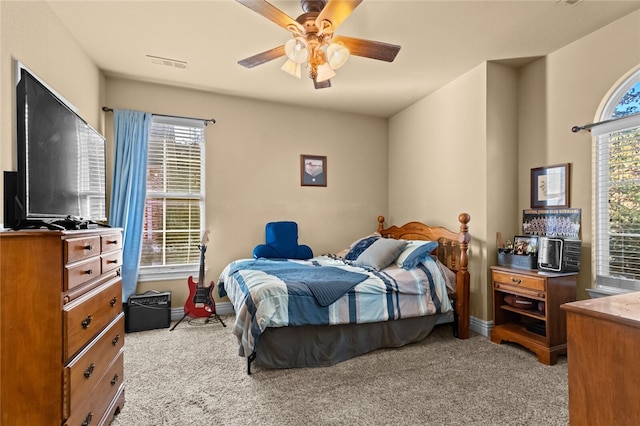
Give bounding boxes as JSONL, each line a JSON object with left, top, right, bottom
{"left": 183, "top": 276, "right": 216, "bottom": 318}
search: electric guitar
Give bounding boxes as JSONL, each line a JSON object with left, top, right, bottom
{"left": 183, "top": 230, "right": 216, "bottom": 318}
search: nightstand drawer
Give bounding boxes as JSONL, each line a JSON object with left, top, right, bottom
{"left": 492, "top": 270, "right": 545, "bottom": 292}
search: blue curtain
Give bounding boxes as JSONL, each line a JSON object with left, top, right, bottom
{"left": 109, "top": 109, "right": 152, "bottom": 302}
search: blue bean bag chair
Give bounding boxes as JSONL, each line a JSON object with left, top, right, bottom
{"left": 253, "top": 221, "right": 313, "bottom": 260}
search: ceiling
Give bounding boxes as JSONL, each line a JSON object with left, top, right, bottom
{"left": 47, "top": 0, "right": 640, "bottom": 118}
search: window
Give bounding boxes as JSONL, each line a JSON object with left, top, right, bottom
{"left": 138, "top": 115, "right": 206, "bottom": 280}
{"left": 593, "top": 70, "right": 640, "bottom": 292}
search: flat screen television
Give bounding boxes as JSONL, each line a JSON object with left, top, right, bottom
{"left": 6, "top": 66, "right": 107, "bottom": 229}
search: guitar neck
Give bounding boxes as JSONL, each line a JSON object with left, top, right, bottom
{"left": 198, "top": 245, "right": 206, "bottom": 287}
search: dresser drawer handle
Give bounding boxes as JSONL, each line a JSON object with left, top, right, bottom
{"left": 82, "top": 412, "right": 93, "bottom": 426}
{"left": 112, "top": 334, "right": 120, "bottom": 346}
{"left": 110, "top": 297, "right": 118, "bottom": 307}
{"left": 510, "top": 277, "right": 522, "bottom": 285}
{"left": 111, "top": 373, "right": 119, "bottom": 386}
{"left": 84, "top": 363, "right": 95, "bottom": 379}
{"left": 107, "top": 259, "right": 119, "bottom": 265}
{"left": 81, "top": 315, "right": 92, "bottom": 329}
{"left": 84, "top": 269, "right": 93, "bottom": 275}
{"left": 107, "top": 239, "right": 119, "bottom": 245}
{"left": 83, "top": 244, "right": 93, "bottom": 251}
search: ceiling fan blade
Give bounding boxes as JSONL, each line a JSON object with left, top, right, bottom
{"left": 313, "top": 79, "right": 332, "bottom": 90}
{"left": 236, "top": 0, "right": 304, "bottom": 33}
{"left": 315, "top": 0, "right": 362, "bottom": 33}
{"left": 332, "top": 35, "right": 401, "bottom": 62}
{"left": 238, "top": 45, "right": 286, "bottom": 68}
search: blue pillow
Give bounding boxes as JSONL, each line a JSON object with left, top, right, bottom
{"left": 345, "top": 236, "right": 379, "bottom": 260}
{"left": 395, "top": 240, "right": 439, "bottom": 269}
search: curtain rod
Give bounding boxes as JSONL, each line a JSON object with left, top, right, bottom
{"left": 571, "top": 111, "right": 640, "bottom": 133}
{"left": 102, "top": 107, "right": 216, "bottom": 125}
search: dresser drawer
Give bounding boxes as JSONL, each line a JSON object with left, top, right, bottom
{"left": 64, "top": 313, "right": 124, "bottom": 419}
{"left": 64, "top": 278, "right": 122, "bottom": 361}
{"left": 65, "top": 257, "right": 103, "bottom": 291}
{"left": 65, "top": 352, "right": 124, "bottom": 426}
{"left": 101, "top": 233, "right": 122, "bottom": 253}
{"left": 101, "top": 251, "right": 122, "bottom": 274}
{"left": 65, "top": 236, "right": 101, "bottom": 264}
{"left": 492, "top": 269, "right": 546, "bottom": 293}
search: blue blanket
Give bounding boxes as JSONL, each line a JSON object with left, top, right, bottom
{"left": 228, "top": 259, "right": 368, "bottom": 306}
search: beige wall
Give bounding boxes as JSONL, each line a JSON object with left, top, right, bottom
{"left": 389, "top": 62, "right": 519, "bottom": 321}
{"left": 2, "top": 1, "right": 640, "bottom": 316}
{"left": 520, "top": 9, "right": 640, "bottom": 299}
{"left": 0, "top": 2, "right": 103, "bottom": 174}
{"left": 390, "top": 8, "right": 640, "bottom": 325}
{"left": 105, "top": 78, "right": 389, "bottom": 304}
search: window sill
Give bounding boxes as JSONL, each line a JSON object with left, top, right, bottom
{"left": 138, "top": 266, "right": 200, "bottom": 282}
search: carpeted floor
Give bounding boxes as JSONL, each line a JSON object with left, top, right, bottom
{"left": 110, "top": 317, "right": 568, "bottom": 425}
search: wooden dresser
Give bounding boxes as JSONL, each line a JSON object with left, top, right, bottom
{"left": 562, "top": 292, "right": 640, "bottom": 425}
{"left": 0, "top": 228, "right": 125, "bottom": 425}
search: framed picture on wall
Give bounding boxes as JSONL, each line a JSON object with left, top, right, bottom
{"left": 300, "top": 155, "right": 327, "bottom": 187}
{"left": 530, "top": 163, "right": 570, "bottom": 208}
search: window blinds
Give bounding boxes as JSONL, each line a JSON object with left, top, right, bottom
{"left": 592, "top": 114, "right": 640, "bottom": 288}
{"left": 140, "top": 115, "right": 206, "bottom": 268}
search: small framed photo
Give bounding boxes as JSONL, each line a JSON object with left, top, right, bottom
{"left": 513, "top": 235, "right": 539, "bottom": 255}
{"left": 300, "top": 155, "right": 327, "bottom": 187}
{"left": 530, "top": 163, "right": 570, "bottom": 208}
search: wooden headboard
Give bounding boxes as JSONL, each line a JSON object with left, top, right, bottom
{"left": 377, "top": 213, "right": 471, "bottom": 339}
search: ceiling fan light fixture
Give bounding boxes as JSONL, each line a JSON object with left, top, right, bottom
{"left": 315, "top": 62, "right": 336, "bottom": 83}
{"left": 284, "top": 37, "right": 309, "bottom": 64}
{"left": 281, "top": 59, "right": 303, "bottom": 78}
{"left": 326, "top": 43, "right": 349, "bottom": 69}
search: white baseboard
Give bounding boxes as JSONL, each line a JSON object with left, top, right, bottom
{"left": 470, "top": 315, "right": 492, "bottom": 337}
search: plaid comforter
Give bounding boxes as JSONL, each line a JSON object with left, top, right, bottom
{"left": 217, "top": 256, "right": 453, "bottom": 357}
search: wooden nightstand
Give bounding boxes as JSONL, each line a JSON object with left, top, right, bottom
{"left": 490, "top": 266, "right": 577, "bottom": 365}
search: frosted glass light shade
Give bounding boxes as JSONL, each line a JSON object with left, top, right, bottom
{"left": 326, "top": 43, "right": 349, "bottom": 69}
{"left": 284, "top": 37, "right": 309, "bottom": 64}
{"left": 281, "top": 59, "right": 302, "bottom": 78}
{"left": 315, "top": 63, "right": 336, "bottom": 82}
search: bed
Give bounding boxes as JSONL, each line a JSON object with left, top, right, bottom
{"left": 218, "top": 213, "right": 471, "bottom": 374}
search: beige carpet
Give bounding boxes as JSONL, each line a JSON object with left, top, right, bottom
{"left": 110, "top": 317, "right": 568, "bottom": 425}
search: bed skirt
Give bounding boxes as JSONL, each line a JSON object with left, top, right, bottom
{"left": 253, "top": 313, "right": 449, "bottom": 369}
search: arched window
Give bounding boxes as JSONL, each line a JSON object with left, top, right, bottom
{"left": 592, "top": 68, "right": 640, "bottom": 294}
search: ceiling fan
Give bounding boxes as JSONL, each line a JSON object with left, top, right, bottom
{"left": 236, "top": 0, "right": 401, "bottom": 89}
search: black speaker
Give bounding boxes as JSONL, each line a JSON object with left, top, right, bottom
{"left": 125, "top": 291, "right": 171, "bottom": 333}
{"left": 3, "top": 171, "right": 18, "bottom": 229}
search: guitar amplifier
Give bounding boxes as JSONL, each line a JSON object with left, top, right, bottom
{"left": 125, "top": 291, "right": 172, "bottom": 333}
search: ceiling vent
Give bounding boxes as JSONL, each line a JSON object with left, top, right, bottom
{"left": 147, "top": 55, "right": 187, "bottom": 69}
{"left": 558, "top": 0, "right": 583, "bottom": 5}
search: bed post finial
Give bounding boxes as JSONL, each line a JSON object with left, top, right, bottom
{"left": 377, "top": 216, "right": 385, "bottom": 234}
